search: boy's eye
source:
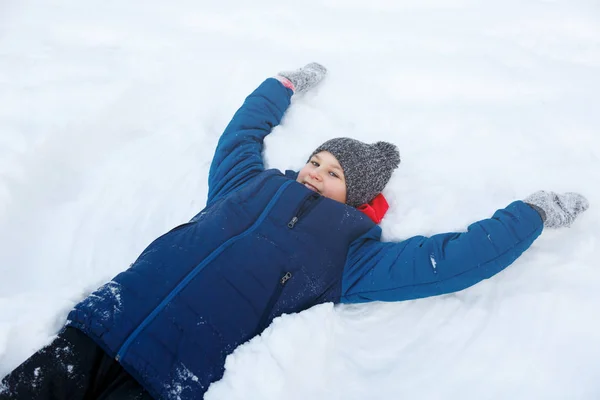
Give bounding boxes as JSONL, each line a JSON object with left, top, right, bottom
{"left": 329, "top": 171, "right": 339, "bottom": 178}
{"left": 311, "top": 161, "right": 319, "bottom": 167}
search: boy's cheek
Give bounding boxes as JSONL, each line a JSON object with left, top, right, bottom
{"left": 296, "top": 168, "right": 307, "bottom": 183}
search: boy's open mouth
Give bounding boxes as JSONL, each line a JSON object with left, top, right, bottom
{"left": 304, "top": 182, "right": 320, "bottom": 193}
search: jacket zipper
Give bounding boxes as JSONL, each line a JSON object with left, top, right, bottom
{"left": 115, "top": 180, "right": 293, "bottom": 362}
{"left": 287, "top": 192, "right": 322, "bottom": 228}
{"left": 257, "top": 271, "right": 292, "bottom": 332}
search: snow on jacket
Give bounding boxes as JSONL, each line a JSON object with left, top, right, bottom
{"left": 66, "top": 78, "right": 544, "bottom": 400}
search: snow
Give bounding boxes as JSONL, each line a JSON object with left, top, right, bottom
{"left": 167, "top": 364, "right": 203, "bottom": 399}
{"left": 1, "top": 0, "right": 599, "bottom": 398}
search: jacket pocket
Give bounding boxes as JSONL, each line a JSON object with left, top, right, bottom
{"left": 256, "top": 271, "right": 293, "bottom": 333}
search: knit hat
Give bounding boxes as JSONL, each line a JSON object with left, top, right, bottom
{"left": 310, "top": 138, "right": 400, "bottom": 207}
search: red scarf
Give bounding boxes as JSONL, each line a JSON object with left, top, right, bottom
{"left": 357, "top": 193, "right": 389, "bottom": 224}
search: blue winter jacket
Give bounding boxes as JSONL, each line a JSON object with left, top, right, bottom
{"left": 66, "top": 78, "right": 544, "bottom": 400}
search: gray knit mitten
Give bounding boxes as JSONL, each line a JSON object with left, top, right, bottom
{"left": 524, "top": 191, "right": 589, "bottom": 228}
{"left": 277, "top": 62, "right": 327, "bottom": 94}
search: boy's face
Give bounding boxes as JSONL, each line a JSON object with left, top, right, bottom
{"left": 296, "top": 151, "right": 347, "bottom": 204}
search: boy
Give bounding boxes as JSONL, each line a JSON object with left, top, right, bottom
{"left": 0, "top": 63, "right": 589, "bottom": 400}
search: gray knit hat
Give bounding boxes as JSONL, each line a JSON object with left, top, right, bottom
{"left": 310, "top": 138, "right": 400, "bottom": 207}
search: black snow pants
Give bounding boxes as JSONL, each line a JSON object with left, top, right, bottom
{"left": 0, "top": 327, "right": 153, "bottom": 400}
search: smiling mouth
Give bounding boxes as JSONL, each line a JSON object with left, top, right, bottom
{"left": 304, "top": 182, "right": 320, "bottom": 193}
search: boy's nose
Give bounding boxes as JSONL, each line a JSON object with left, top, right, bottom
{"left": 309, "top": 170, "right": 322, "bottom": 181}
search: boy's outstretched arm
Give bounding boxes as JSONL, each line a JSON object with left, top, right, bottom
{"left": 206, "top": 78, "right": 292, "bottom": 206}
{"left": 207, "top": 63, "right": 327, "bottom": 206}
{"left": 341, "top": 192, "right": 588, "bottom": 303}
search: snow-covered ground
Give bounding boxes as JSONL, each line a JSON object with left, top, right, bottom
{"left": 1, "top": 0, "right": 599, "bottom": 398}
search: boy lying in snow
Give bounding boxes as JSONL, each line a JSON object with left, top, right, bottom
{"left": 0, "top": 63, "right": 589, "bottom": 400}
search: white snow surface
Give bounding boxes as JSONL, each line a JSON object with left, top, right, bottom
{"left": 1, "top": 0, "right": 599, "bottom": 399}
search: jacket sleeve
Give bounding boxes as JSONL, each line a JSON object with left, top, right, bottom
{"left": 206, "top": 78, "right": 293, "bottom": 206}
{"left": 340, "top": 201, "right": 544, "bottom": 303}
